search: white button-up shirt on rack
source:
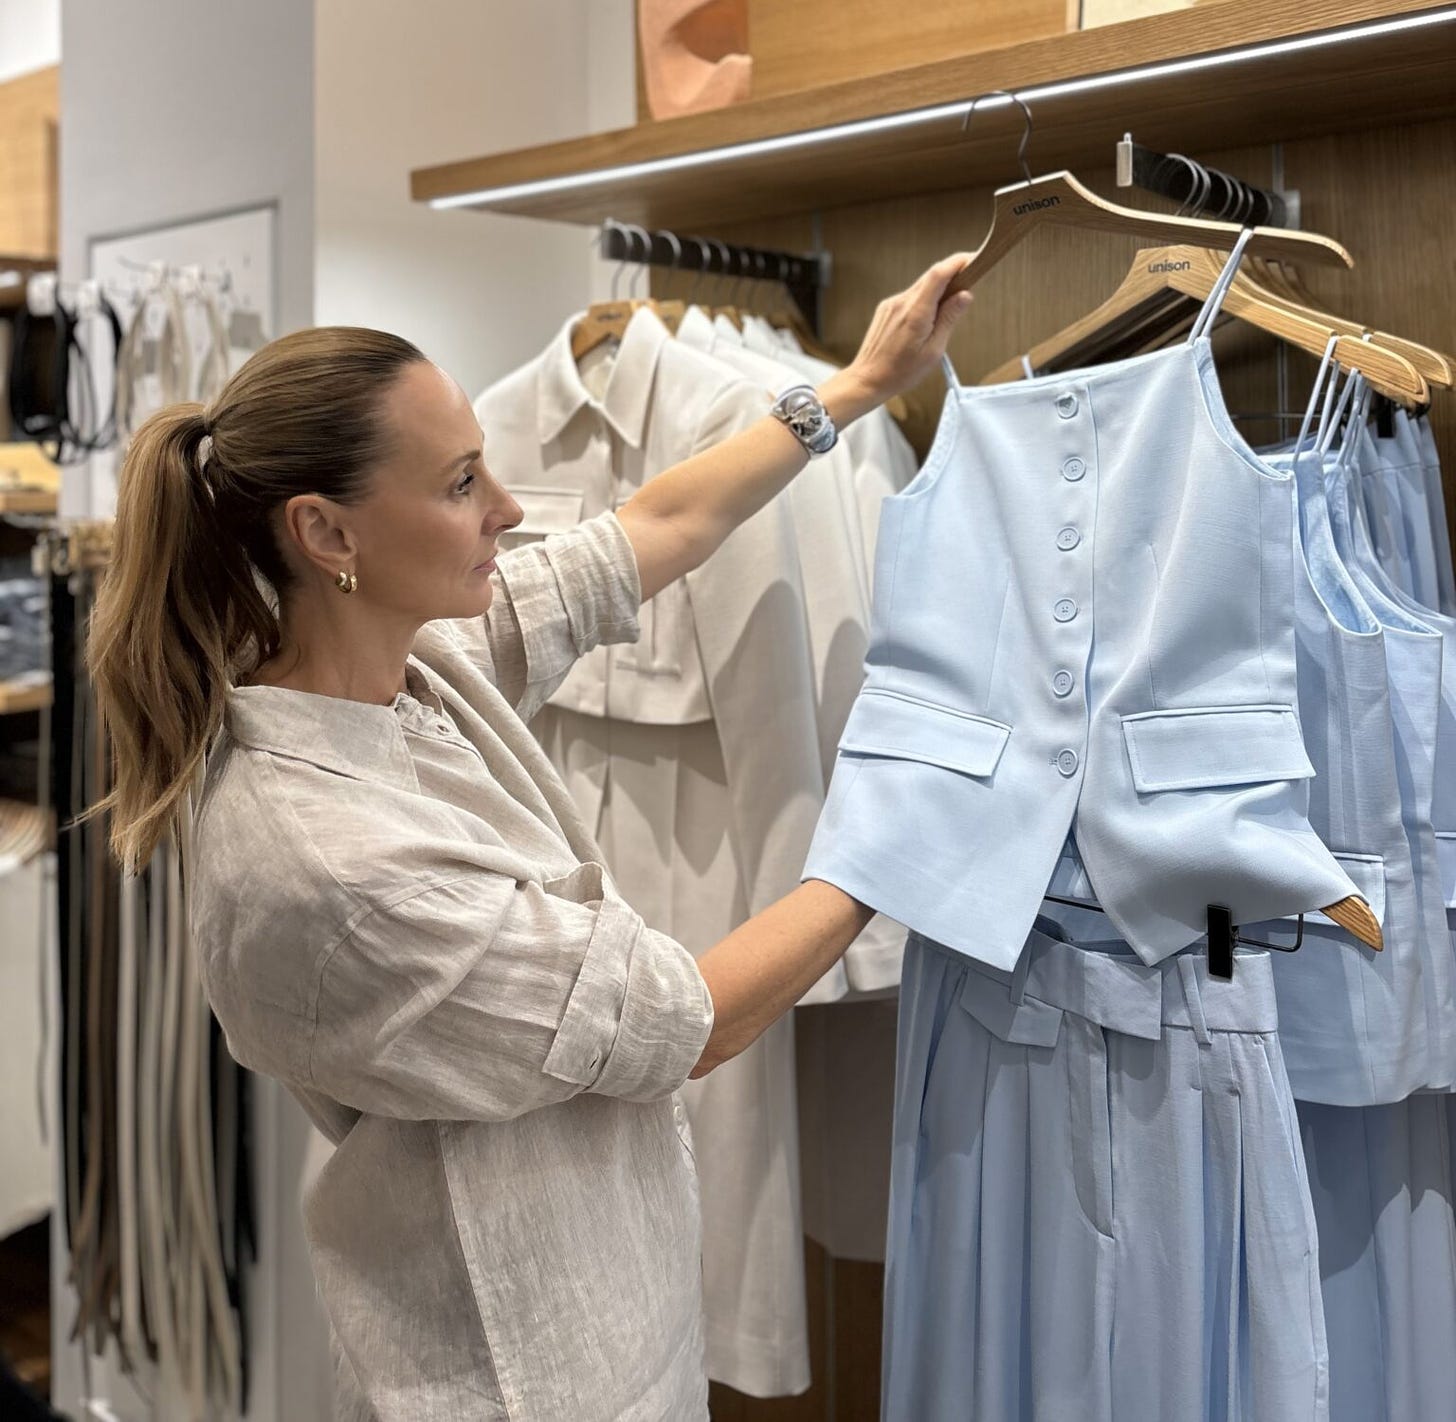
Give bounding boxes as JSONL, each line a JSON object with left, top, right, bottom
{"left": 476, "top": 310, "right": 772, "bottom": 725}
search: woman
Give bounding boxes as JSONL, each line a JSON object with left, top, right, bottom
{"left": 87, "top": 255, "right": 973, "bottom": 1420}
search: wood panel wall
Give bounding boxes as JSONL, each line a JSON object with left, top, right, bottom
{"left": 0, "top": 66, "right": 59, "bottom": 259}
{"left": 663, "top": 112, "right": 1456, "bottom": 1421}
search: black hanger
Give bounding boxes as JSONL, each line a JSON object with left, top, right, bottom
{"left": 1041, "top": 893, "right": 1305, "bottom": 981}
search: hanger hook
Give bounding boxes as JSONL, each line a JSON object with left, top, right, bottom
{"left": 605, "top": 220, "right": 632, "bottom": 301}
{"left": 687, "top": 236, "right": 712, "bottom": 305}
{"left": 727, "top": 247, "right": 750, "bottom": 308}
{"left": 1183, "top": 156, "right": 1211, "bottom": 219}
{"left": 751, "top": 251, "right": 769, "bottom": 311}
{"left": 773, "top": 253, "right": 795, "bottom": 323}
{"left": 710, "top": 239, "right": 733, "bottom": 305}
{"left": 961, "top": 89, "right": 1036, "bottom": 186}
{"left": 1212, "top": 167, "right": 1240, "bottom": 224}
{"left": 627, "top": 225, "right": 654, "bottom": 299}
{"left": 660, "top": 230, "right": 683, "bottom": 298}
{"left": 1228, "top": 173, "right": 1253, "bottom": 227}
{"left": 1163, "top": 153, "right": 1201, "bottom": 218}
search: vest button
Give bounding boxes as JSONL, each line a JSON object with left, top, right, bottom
{"left": 1061, "top": 456, "right": 1086, "bottom": 481}
{"left": 1056, "top": 748, "right": 1080, "bottom": 776}
{"left": 1055, "top": 392, "right": 1079, "bottom": 419}
{"left": 1052, "top": 670, "right": 1074, "bottom": 697}
{"left": 1056, "top": 526, "right": 1081, "bottom": 551}
{"left": 1053, "top": 598, "right": 1078, "bottom": 622}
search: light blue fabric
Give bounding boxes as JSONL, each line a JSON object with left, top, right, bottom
{"left": 883, "top": 916, "right": 1329, "bottom": 1422}
{"left": 1373, "top": 413, "right": 1442, "bottom": 612}
{"left": 1250, "top": 447, "right": 1435, "bottom": 1103}
{"left": 803, "top": 299, "right": 1357, "bottom": 969}
{"left": 1298, "top": 1097, "right": 1456, "bottom": 1422}
{"left": 1408, "top": 412, "right": 1456, "bottom": 615}
{"left": 1324, "top": 431, "right": 1456, "bottom": 1088}
{"left": 1289, "top": 411, "right": 1456, "bottom": 1422}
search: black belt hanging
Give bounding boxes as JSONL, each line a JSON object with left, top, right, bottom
{"left": 9, "top": 289, "right": 125, "bottom": 462}
{"left": 8, "top": 296, "right": 75, "bottom": 462}
{"left": 65, "top": 294, "right": 125, "bottom": 457}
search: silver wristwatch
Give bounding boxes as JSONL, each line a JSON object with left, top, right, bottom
{"left": 770, "top": 384, "right": 838, "bottom": 456}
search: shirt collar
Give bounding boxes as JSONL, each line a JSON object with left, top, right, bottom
{"left": 224, "top": 661, "right": 434, "bottom": 793}
{"left": 676, "top": 303, "right": 716, "bottom": 352}
{"left": 712, "top": 313, "right": 746, "bottom": 348}
{"left": 741, "top": 314, "right": 785, "bottom": 356}
{"left": 536, "top": 305, "right": 670, "bottom": 449}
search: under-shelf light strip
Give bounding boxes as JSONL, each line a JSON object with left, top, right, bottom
{"left": 429, "top": 7, "right": 1456, "bottom": 210}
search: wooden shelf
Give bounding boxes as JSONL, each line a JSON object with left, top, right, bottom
{"left": 0, "top": 675, "right": 50, "bottom": 715}
{"left": 0, "top": 488, "right": 56, "bottom": 515}
{"left": 412, "top": 0, "right": 1456, "bottom": 231}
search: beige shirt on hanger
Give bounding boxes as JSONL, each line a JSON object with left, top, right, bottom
{"left": 190, "top": 513, "right": 716, "bottom": 1422}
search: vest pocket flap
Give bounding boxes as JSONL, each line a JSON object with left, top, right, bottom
{"left": 839, "top": 688, "right": 1011, "bottom": 778}
{"left": 1121, "top": 704, "right": 1314, "bottom": 792}
{"left": 504, "top": 487, "right": 585, "bottom": 538}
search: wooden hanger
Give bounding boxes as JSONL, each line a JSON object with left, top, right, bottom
{"left": 650, "top": 298, "right": 685, "bottom": 335}
{"left": 1326, "top": 898, "right": 1383, "bottom": 951}
{"left": 1252, "top": 258, "right": 1455, "bottom": 389}
{"left": 570, "top": 299, "right": 646, "bottom": 362}
{"left": 979, "top": 244, "right": 1428, "bottom": 404}
{"left": 947, "top": 170, "right": 1353, "bottom": 302}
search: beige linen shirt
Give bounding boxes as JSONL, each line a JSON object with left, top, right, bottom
{"left": 190, "top": 512, "right": 716, "bottom": 1422}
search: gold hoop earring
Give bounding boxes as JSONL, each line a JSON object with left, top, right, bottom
{"left": 334, "top": 569, "right": 358, "bottom": 595}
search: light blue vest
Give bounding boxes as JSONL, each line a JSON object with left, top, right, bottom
{"left": 804, "top": 246, "right": 1358, "bottom": 971}
{"left": 1256, "top": 447, "right": 1434, "bottom": 1103}
{"left": 1329, "top": 427, "right": 1456, "bottom": 1087}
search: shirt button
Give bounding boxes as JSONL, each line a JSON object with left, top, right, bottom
{"left": 1062, "top": 456, "right": 1086, "bottom": 481}
{"left": 1056, "top": 392, "right": 1079, "bottom": 419}
{"left": 1056, "top": 526, "right": 1081, "bottom": 551}
{"left": 1054, "top": 597, "right": 1078, "bottom": 622}
{"left": 1057, "top": 748, "right": 1080, "bottom": 776}
{"left": 1052, "top": 669, "right": 1074, "bottom": 697}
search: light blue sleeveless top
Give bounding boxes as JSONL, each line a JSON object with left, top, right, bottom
{"left": 804, "top": 237, "right": 1357, "bottom": 970}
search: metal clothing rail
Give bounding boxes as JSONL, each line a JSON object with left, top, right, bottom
{"left": 1115, "top": 135, "right": 1296, "bottom": 228}
{"left": 599, "top": 217, "right": 831, "bottom": 336}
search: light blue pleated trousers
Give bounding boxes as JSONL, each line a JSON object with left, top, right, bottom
{"left": 1297, "top": 1097, "right": 1456, "bottom": 1422}
{"left": 883, "top": 918, "right": 1328, "bottom": 1422}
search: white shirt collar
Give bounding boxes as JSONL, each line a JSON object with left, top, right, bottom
{"left": 536, "top": 306, "right": 671, "bottom": 449}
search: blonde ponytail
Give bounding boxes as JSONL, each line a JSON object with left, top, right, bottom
{"left": 86, "top": 326, "right": 426, "bottom": 869}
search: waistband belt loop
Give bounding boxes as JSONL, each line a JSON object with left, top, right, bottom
{"left": 1008, "top": 940, "right": 1034, "bottom": 1007}
{"left": 1177, "top": 956, "right": 1212, "bottom": 1045}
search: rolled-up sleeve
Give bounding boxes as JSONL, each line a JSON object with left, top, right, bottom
{"left": 449, "top": 510, "right": 642, "bottom": 718}
{"left": 305, "top": 866, "right": 713, "bottom": 1123}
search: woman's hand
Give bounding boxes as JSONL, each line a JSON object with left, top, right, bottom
{"left": 819, "top": 254, "right": 974, "bottom": 427}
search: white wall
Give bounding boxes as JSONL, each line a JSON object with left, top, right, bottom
{"left": 0, "top": 0, "right": 59, "bottom": 83}
{"left": 58, "top": 9, "right": 318, "bottom": 1414}
{"left": 314, "top": 0, "right": 636, "bottom": 401}
{"left": 60, "top": 0, "right": 315, "bottom": 332}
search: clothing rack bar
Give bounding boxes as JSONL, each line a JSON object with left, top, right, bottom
{"left": 599, "top": 218, "right": 831, "bottom": 337}
{"left": 1115, "top": 137, "right": 1293, "bottom": 228}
